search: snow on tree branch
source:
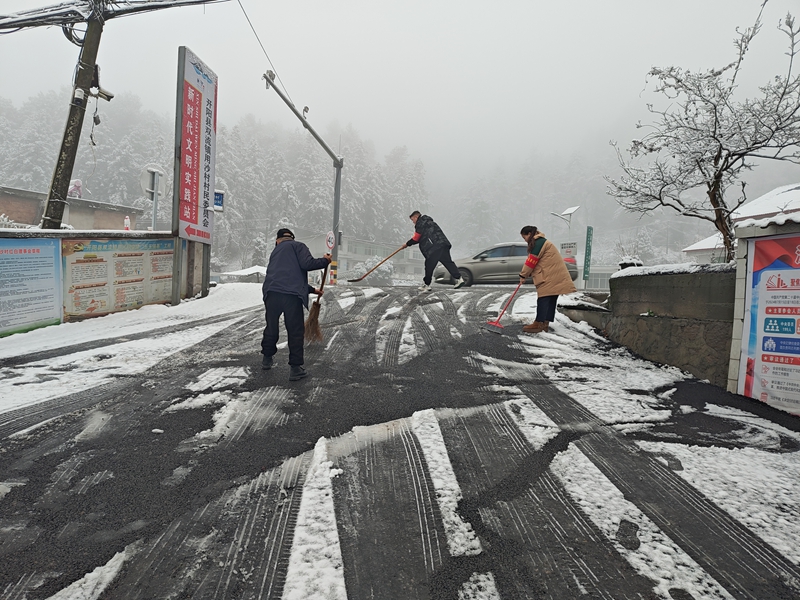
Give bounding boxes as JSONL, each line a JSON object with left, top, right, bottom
{"left": 606, "top": 0, "right": 800, "bottom": 261}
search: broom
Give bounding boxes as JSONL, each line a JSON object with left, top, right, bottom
{"left": 304, "top": 264, "right": 329, "bottom": 342}
{"left": 347, "top": 245, "right": 404, "bottom": 282}
{"left": 481, "top": 282, "right": 523, "bottom": 335}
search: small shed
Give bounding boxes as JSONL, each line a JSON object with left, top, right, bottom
{"left": 682, "top": 233, "right": 729, "bottom": 264}
{"left": 220, "top": 265, "right": 266, "bottom": 283}
{"left": 0, "top": 185, "right": 143, "bottom": 230}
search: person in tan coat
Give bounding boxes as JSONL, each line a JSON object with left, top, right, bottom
{"left": 518, "top": 225, "right": 577, "bottom": 333}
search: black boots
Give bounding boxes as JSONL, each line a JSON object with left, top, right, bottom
{"left": 289, "top": 365, "right": 308, "bottom": 381}
{"left": 263, "top": 357, "right": 307, "bottom": 380}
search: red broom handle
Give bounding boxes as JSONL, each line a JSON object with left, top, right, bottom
{"left": 495, "top": 282, "right": 522, "bottom": 321}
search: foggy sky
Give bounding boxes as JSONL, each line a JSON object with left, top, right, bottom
{"left": 0, "top": 0, "right": 797, "bottom": 195}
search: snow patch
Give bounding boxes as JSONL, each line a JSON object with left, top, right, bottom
{"left": 411, "top": 410, "right": 482, "bottom": 557}
{"left": 282, "top": 438, "right": 347, "bottom": 600}
{"left": 45, "top": 540, "right": 143, "bottom": 600}
{"left": 637, "top": 440, "right": 800, "bottom": 565}
{"left": 458, "top": 572, "right": 501, "bottom": 600}
{"left": 551, "top": 446, "right": 734, "bottom": 599}
{"left": 503, "top": 398, "right": 560, "bottom": 449}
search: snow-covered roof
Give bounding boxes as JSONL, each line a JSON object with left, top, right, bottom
{"left": 682, "top": 184, "right": 800, "bottom": 250}
{"left": 736, "top": 211, "right": 800, "bottom": 231}
{"left": 682, "top": 232, "right": 726, "bottom": 253}
{"left": 220, "top": 265, "right": 266, "bottom": 276}
{"left": 733, "top": 182, "right": 800, "bottom": 223}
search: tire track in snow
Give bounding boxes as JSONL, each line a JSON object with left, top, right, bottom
{"left": 111, "top": 453, "right": 313, "bottom": 600}
{"left": 432, "top": 401, "right": 659, "bottom": 599}
{"left": 410, "top": 409, "right": 482, "bottom": 557}
{"left": 282, "top": 439, "right": 347, "bottom": 600}
{"left": 315, "top": 290, "right": 395, "bottom": 367}
{"left": 0, "top": 379, "right": 131, "bottom": 440}
{"left": 409, "top": 310, "right": 442, "bottom": 354}
{"left": 418, "top": 296, "right": 457, "bottom": 345}
{"left": 488, "top": 359, "right": 800, "bottom": 599}
{"left": 549, "top": 445, "right": 735, "bottom": 599}
{"left": 329, "top": 418, "right": 446, "bottom": 599}
{"left": 434, "top": 291, "right": 474, "bottom": 337}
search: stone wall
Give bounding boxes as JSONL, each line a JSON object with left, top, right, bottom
{"left": 604, "top": 268, "right": 735, "bottom": 388}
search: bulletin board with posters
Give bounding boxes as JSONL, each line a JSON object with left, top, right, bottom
{"left": 738, "top": 233, "right": 800, "bottom": 415}
{"left": 62, "top": 238, "right": 174, "bottom": 321}
{"left": 0, "top": 238, "right": 62, "bottom": 337}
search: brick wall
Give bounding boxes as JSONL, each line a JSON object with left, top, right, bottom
{"left": 0, "top": 194, "right": 42, "bottom": 225}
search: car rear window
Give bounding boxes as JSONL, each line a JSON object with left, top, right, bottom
{"left": 510, "top": 245, "right": 529, "bottom": 257}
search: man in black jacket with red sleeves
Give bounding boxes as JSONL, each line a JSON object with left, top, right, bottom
{"left": 261, "top": 228, "right": 331, "bottom": 380}
{"left": 402, "top": 211, "right": 465, "bottom": 291}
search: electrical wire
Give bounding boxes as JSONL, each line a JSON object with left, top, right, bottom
{"left": 80, "top": 96, "right": 100, "bottom": 199}
{"left": 235, "top": 0, "right": 294, "bottom": 107}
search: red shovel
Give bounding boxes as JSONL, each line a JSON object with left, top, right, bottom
{"left": 482, "top": 282, "right": 523, "bottom": 334}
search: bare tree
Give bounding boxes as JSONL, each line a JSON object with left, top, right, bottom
{"left": 606, "top": 1, "right": 800, "bottom": 261}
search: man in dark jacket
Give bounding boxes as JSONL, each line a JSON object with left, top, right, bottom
{"left": 402, "top": 211, "right": 465, "bottom": 291}
{"left": 261, "top": 228, "right": 331, "bottom": 380}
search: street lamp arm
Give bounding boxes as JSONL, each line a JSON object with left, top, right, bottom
{"left": 262, "top": 72, "right": 343, "bottom": 168}
{"left": 262, "top": 71, "right": 345, "bottom": 282}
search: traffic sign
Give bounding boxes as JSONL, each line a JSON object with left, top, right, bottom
{"left": 326, "top": 230, "right": 335, "bottom": 250}
{"left": 560, "top": 241, "right": 577, "bottom": 258}
{"left": 139, "top": 164, "right": 165, "bottom": 197}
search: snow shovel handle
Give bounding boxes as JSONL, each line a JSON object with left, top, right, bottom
{"left": 346, "top": 244, "right": 405, "bottom": 282}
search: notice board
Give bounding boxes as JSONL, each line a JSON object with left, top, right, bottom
{"left": 0, "top": 238, "right": 62, "bottom": 337}
{"left": 62, "top": 238, "right": 174, "bottom": 321}
{"left": 738, "top": 233, "right": 800, "bottom": 415}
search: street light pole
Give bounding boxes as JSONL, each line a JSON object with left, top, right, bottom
{"left": 262, "top": 72, "right": 344, "bottom": 283}
{"left": 550, "top": 205, "right": 581, "bottom": 239}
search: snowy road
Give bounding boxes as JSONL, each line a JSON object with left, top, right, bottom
{"left": 1, "top": 283, "right": 799, "bottom": 599}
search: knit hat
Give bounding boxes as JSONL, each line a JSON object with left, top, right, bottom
{"left": 276, "top": 228, "right": 295, "bottom": 240}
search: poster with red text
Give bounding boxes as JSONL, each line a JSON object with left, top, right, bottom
{"left": 738, "top": 234, "right": 800, "bottom": 415}
{"left": 177, "top": 47, "right": 217, "bottom": 244}
{"left": 62, "top": 239, "right": 174, "bottom": 321}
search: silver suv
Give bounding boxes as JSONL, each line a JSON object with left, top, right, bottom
{"left": 434, "top": 242, "right": 578, "bottom": 287}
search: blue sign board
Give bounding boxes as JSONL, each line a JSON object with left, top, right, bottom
{"left": 764, "top": 318, "right": 797, "bottom": 335}
{"left": 762, "top": 336, "right": 800, "bottom": 355}
{"left": 214, "top": 190, "right": 224, "bottom": 211}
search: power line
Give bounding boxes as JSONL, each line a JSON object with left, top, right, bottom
{"left": 235, "top": 0, "right": 294, "bottom": 107}
{"left": 0, "top": 1, "right": 230, "bottom": 31}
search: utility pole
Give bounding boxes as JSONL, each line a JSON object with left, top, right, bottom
{"left": 0, "top": 0, "right": 229, "bottom": 230}
{"left": 41, "top": 11, "right": 105, "bottom": 229}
